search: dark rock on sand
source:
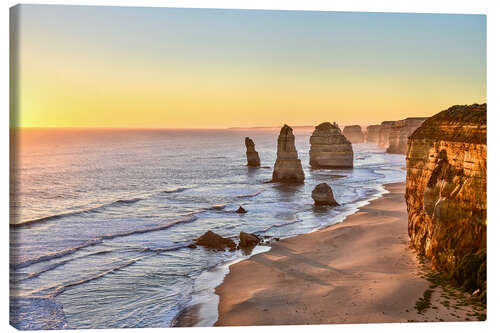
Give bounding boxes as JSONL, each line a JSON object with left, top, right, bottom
{"left": 312, "top": 183, "right": 339, "bottom": 206}
{"left": 195, "top": 231, "right": 236, "bottom": 251}
{"left": 239, "top": 232, "right": 261, "bottom": 249}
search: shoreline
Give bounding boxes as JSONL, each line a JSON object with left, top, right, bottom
{"left": 214, "top": 182, "right": 484, "bottom": 326}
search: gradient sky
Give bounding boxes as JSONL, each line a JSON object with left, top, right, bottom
{"left": 12, "top": 5, "right": 486, "bottom": 128}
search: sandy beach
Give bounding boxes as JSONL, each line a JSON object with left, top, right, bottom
{"left": 215, "top": 182, "right": 484, "bottom": 326}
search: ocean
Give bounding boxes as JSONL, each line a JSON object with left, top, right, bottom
{"left": 9, "top": 128, "right": 405, "bottom": 329}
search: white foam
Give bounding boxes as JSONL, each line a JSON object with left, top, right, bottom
{"left": 188, "top": 245, "right": 271, "bottom": 327}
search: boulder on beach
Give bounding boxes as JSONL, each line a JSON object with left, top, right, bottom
{"left": 236, "top": 206, "right": 247, "bottom": 214}
{"left": 239, "top": 232, "right": 261, "bottom": 249}
{"left": 271, "top": 125, "right": 305, "bottom": 183}
{"left": 312, "top": 183, "right": 339, "bottom": 206}
{"left": 245, "top": 137, "right": 261, "bottom": 167}
{"left": 309, "top": 122, "right": 353, "bottom": 169}
{"left": 195, "top": 231, "right": 236, "bottom": 251}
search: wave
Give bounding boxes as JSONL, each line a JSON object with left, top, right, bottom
{"left": 207, "top": 204, "right": 226, "bottom": 211}
{"left": 11, "top": 238, "right": 104, "bottom": 269}
{"left": 162, "top": 187, "right": 188, "bottom": 194}
{"left": 236, "top": 189, "right": 264, "bottom": 198}
{"left": 10, "top": 296, "right": 70, "bottom": 330}
{"left": 254, "top": 219, "right": 302, "bottom": 234}
{"left": 12, "top": 197, "right": 145, "bottom": 228}
{"left": 26, "top": 257, "right": 145, "bottom": 298}
{"left": 13, "top": 249, "right": 114, "bottom": 283}
{"left": 11, "top": 215, "right": 198, "bottom": 270}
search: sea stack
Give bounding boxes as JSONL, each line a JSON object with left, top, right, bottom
{"left": 312, "top": 183, "right": 339, "bottom": 206}
{"left": 342, "top": 125, "right": 364, "bottom": 143}
{"left": 245, "top": 137, "right": 260, "bottom": 167}
{"left": 406, "top": 104, "right": 486, "bottom": 299}
{"left": 309, "top": 122, "right": 353, "bottom": 168}
{"left": 365, "top": 125, "right": 381, "bottom": 143}
{"left": 378, "top": 121, "right": 395, "bottom": 148}
{"left": 386, "top": 117, "right": 427, "bottom": 154}
{"left": 271, "top": 125, "right": 305, "bottom": 183}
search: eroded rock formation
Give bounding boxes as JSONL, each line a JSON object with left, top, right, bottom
{"left": 245, "top": 137, "right": 260, "bottom": 167}
{"left": 312, "top": 183, "right": 339, "bottom": 206}
{"left": 366, "top": 125, "right": 381, "bottom": 143}
{"left": 386, "top": 117, "right": 427, "bottom": 154}
{"left": 342, "top": 125, "right": 364, "bottom": 143}
{"left": 271, "top": 125, "right": 305, "bottom": 183}
{"left": 309, "top": 122, "right": 353, "bottom": 168}
{"left": 378, "top": 121, "right": 395, "bottom": 148}
{"left": 406, "top": 104, "right": 486, "bottom": 295}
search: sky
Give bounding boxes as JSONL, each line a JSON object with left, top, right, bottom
{"left": 11, "top": 5, "right": 486, "bottom": 128}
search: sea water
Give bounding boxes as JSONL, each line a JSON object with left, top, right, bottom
{"left": 9, "top": 128, "right": 405, "bottom": 329}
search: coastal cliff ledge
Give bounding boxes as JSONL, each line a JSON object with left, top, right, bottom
{"left": 405, "top": 103, "right": 486, "bottom": 299}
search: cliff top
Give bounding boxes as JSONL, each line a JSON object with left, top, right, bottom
{"left": 410, "top": 104, "right": 486, "bottom": 144}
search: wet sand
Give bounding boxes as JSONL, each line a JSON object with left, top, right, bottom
{"left": 214, "top": 182, "right": 483, "bottom": 326}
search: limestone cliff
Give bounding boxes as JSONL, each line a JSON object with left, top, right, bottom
{"left": 245, "top": 137, "right": 261, "bottom": 167}
{"left": 377, "top": 121, "right": 395, "bottom": 148}
{"left": 272, "top": 125, "right": 305, "bottom": 183}
{"left": 342, "top": 125, "right": 364, "bottom": 143}
{"left": 386, "top": 117, "right": 427, "bottom": 154}
{"left": 406, "top": 104, "right": 486, "bottom": 295}
{"left": 309, "top": 122, "right": 353, "bottom": 168}
{"left": 366, "top": 125, "right": 381, "bottom": 143}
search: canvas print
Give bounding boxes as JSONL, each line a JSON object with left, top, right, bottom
{"left": 9, "top": 4, "right": 486, "bottom": 330}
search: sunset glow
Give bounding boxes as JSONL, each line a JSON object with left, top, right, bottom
{"left": 11, "top": 5, "right": 486, "bottom": 128}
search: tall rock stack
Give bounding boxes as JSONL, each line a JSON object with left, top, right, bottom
{"left": 309, "top": 122, "right": 353, "bottom": 168}
{"left": 365, "top": 125, "right": 381, "bottom": 143}
{"left": 271, "top": 125, "right": 305, "bottom": 183}
{"left": 386, "top": 117, "right": 427, "bottom": 154}
{"left": 245, "top": 137, "right": 260, "bottom": 167}
{"left": 406, "top": 104, "right": 486, "bottom": 297}
{"left": 378, "top": 121, "right": 395, "bottom": 148}
{"left": 342, "top": 125, "right": 364, "bottom": 143}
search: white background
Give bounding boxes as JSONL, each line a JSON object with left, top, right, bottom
{"left": 1, "top": 1, "right": 498, "bottom": 332}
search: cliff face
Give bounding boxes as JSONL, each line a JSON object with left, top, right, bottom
{"left": 272, "top": 125, "right": 305, "bottom": 183}
{"left": 386, "top": 117, "right": 427, "bottom": 154}
{"left": 378, "top": 121, "right": 395, "bottom": 148}
{"left": 365, "top": 125, "right": 381, "bottom": 143}
{"left": 342, "top": 125, "right": 364, "bottom": 143}
{"left": 406, "top": 104, "right": 486, "bottom": 285}
{"left": 309, "top": 122, "right": 353, "bottom": 168}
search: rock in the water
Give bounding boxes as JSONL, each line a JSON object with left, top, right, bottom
{"left": 365, "top": 125, "right": 381, "bottom": 143}
{"left": 342, "top": 125, "right": 364, "bottom": 143}
{"left": 239, "top": 232, "right": 261, "bottom": 249}
{"left": 195, "top": 231, "right": 236, "bottom": 251}
{"left": 271, "top": 125, "right": 305, "bottom": 183}
{"left": 378, "top": 121, "right": 395, "bottom": 148}
{"left": 406, "top": 104, "right": 486, "bottom": 288}
{"left": 245, "top": 137, "right": 261, "bottom": 167}
{"left": 236, "top": 206, "right": 247, "bottom": 214}
{"left": 386, "top": 117, "right": 427, "bottom": 154}
{"left": 312, "top": 183, "right": 339, "bottom": 206}
{"left": 309, "top": 122, "right": 353, "bottom": 169}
